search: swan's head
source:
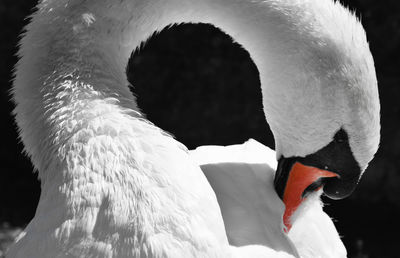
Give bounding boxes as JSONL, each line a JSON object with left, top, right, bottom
{"left": 257, "top": 3, "right": 381, "bottom": 231}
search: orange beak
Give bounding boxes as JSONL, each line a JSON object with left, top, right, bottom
{"left": 282, "top": 162, "right": 338, "bottom": 232}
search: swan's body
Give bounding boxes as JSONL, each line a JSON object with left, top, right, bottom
{"left": 190, "top": 140, "right": 347, "bottom": 258}
{"left": 8, "top": 0, "right": 379, "bottom": 257}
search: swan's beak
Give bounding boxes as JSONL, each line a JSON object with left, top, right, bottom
{"left": 274, "top": 129, "right": 362, "bottom": 232}
{"left": 275, "top": 161, "right": 338, "bottom": 232}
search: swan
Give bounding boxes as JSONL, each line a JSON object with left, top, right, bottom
{"left": 8, "top": 0, "right": 380, "bottom": 257}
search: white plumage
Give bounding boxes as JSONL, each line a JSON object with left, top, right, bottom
{"left": 8, "top": 0, "right": 379, "bottom": 257}
{"left": 190, "top": 140, "right": 347, "bottom": 258}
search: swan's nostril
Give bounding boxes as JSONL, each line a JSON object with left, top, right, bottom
{"left": 302, "top": 177, "right": 332, "bottom": 198}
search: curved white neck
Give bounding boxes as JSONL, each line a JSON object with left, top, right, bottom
{"left": 17, "top": 0, "right": 285, "bottom": 171}
{"left": 16, "top": 0, "right": 377, "bottom": 170}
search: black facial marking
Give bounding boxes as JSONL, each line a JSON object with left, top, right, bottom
{"left": 274, "top": 128, "right": 361, "bottom": 200}
{"left": 274, "top": 157, "right": 296, "bottom": 199}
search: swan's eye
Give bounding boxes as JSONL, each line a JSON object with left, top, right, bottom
{"left": 335, "top": 138, "right": 344, "bottom": 144}
{"left": 333, "top": 128, "right": 348, "bottom": 144}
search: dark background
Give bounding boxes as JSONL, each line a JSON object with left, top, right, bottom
{"left": 1, "top": 1, "right": 399, "bottom": 257}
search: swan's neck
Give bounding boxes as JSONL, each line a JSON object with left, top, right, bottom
{"left": 16, "top": 0, "right": 278, "bottom": 176}
{"left": 16, "top": 0, "right": 371, "bottom": 170}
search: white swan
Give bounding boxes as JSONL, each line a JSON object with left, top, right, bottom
{"left": 8, "top": 0, "right": 379, "bottom": 257}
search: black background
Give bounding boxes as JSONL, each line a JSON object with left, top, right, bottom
{"left": 1, "top": 1, "right": 399, "bottom": 257}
